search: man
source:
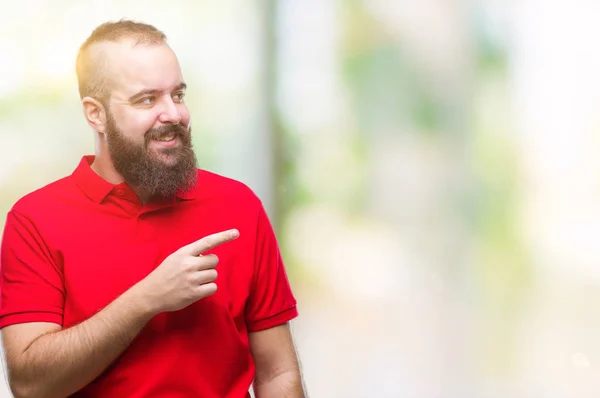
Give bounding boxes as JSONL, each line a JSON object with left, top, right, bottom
{"left": 0, "top": 20, "right": 305, "bottom": 398}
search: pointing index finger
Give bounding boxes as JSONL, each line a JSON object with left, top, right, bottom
{"left": 183, "top": 229, "right": 239, "bottom": 256}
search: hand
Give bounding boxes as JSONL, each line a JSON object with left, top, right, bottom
{"left": 137, "top": 229, "right": 240, "bottom": 314}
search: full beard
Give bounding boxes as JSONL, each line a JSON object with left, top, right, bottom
{"left": 105, "top": 114, "right": 198, "bottom": 200}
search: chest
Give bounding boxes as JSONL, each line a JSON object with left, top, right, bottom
{"left": 55, "top": 204, "right": 253, "bottom": 328}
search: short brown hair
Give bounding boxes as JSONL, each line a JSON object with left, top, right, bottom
{"left": 76, "top": 19, "right": 167, "bottom": 102}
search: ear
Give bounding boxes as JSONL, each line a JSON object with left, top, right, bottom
{"left": 82, "top": 97, "right": 108, "bottom": 133}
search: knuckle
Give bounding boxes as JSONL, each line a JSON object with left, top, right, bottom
{"left": 198, "top": 270, "right": 216, "bottom": 284}
{"left": 204, "top": 282, "right": 218, "bottom": 295}
{"left": 184, "top": 290, "right": 196, "bottom": 300}
{"left": 164, "top": 253, "right": 177, "bottom": 263}
{"left": 182, "top": 256, "right": 196, "bottom": 268}
{"left": 186, "top": 273, "right": 197, "bottom": 284}
{"left": 200, "top": 254, "right": 218, "bottom": 268}
{"left": 204, "top": 236, "right": 215, "bottom": 248}
{"left": 208, "top": 269, "right": 218, "bottom": 281}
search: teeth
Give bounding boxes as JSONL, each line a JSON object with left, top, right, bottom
{"left": 155, "top": 134, "right": 175, "bottom": 141}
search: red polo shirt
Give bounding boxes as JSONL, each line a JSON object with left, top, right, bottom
{"left": 0, "top": 155, "right": 298, "bottom": 397}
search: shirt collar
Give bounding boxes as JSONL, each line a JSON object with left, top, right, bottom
{"left": 72, "top": 155, "right": 197, "bottom": 203}
{"left": 72, "top": 155, "right": 115, "bottom": 203}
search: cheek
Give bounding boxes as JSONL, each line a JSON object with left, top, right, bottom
{"left": 125, "top": 114, "right": 157, "bottom": 138}
{"left": 108, "top": 107, "right": 154, "bottom": 146}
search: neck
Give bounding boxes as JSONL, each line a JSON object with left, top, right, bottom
{"left": 90, "top": 152, "right": 123, "bottom": 185}
{"left": 90, "top": 152, "right": 152, "bottom": 203}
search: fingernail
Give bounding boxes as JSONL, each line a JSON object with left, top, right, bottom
{"left": 230, "top": 230, "right": 239, "bottom": 238}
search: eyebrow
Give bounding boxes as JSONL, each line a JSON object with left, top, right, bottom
{"left": 128, "top": 82, "right": 187, "bottom": 103}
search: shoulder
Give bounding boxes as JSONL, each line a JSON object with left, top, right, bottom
{"left": 9, "top": 175, "right": 75, "bottom": 219}
{"left": 195, "top": 169, "right": 263, "bottom": 209}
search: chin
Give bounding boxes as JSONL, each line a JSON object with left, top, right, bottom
{"left": 152, "top": 151, "right": 179, "bottom": 165}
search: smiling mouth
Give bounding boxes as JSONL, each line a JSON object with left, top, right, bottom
{"left": 149, "top": 135, "right": 180, "bottom": 149}
{"left": 154, "top": 133, "right": 176, "bottom": 142}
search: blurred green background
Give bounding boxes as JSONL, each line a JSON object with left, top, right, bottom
{"left": 2, "top": 1, "right": 600, "bottom": 397}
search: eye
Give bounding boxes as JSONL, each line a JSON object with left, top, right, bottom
{"left": 139, "top": 97, "right": 155, "bottom": 105}
{"left": 173, "top": 92, "right": 186, "bottom": 103}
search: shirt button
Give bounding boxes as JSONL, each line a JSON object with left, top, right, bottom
{"left": 116, "top": 189, "right": 125, "bottom": 196}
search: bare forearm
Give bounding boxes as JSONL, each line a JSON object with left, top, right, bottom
{"left": 254, "top": 371, "right": 306, "bottom": 398}
{"left": 13, "top": 286, "right": 155, "bottom": 398}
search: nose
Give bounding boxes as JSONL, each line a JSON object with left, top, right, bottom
{"left": 157, "top": 97, "right": 182, "bottom": 125}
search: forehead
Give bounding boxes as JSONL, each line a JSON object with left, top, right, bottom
{"left": 101, "top": 40, "right": 184, "bottom": 98}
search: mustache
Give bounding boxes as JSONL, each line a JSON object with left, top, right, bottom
{"left": 145, "top": 123, "right": 190, "bottom": 143}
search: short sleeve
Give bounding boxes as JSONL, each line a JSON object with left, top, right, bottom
{"left": 0, "top": 210, "right": 64, "bottom": 328}
{"left": 245, "top": 205, "right": 298, "bottom": 332}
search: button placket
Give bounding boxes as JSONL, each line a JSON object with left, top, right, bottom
{"left": 135, "top": 210, "right": 158, "bottom": 241}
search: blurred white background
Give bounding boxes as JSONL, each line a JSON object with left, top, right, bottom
{"left": 2, "top": 0, "right": 600, "bottom": 397}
